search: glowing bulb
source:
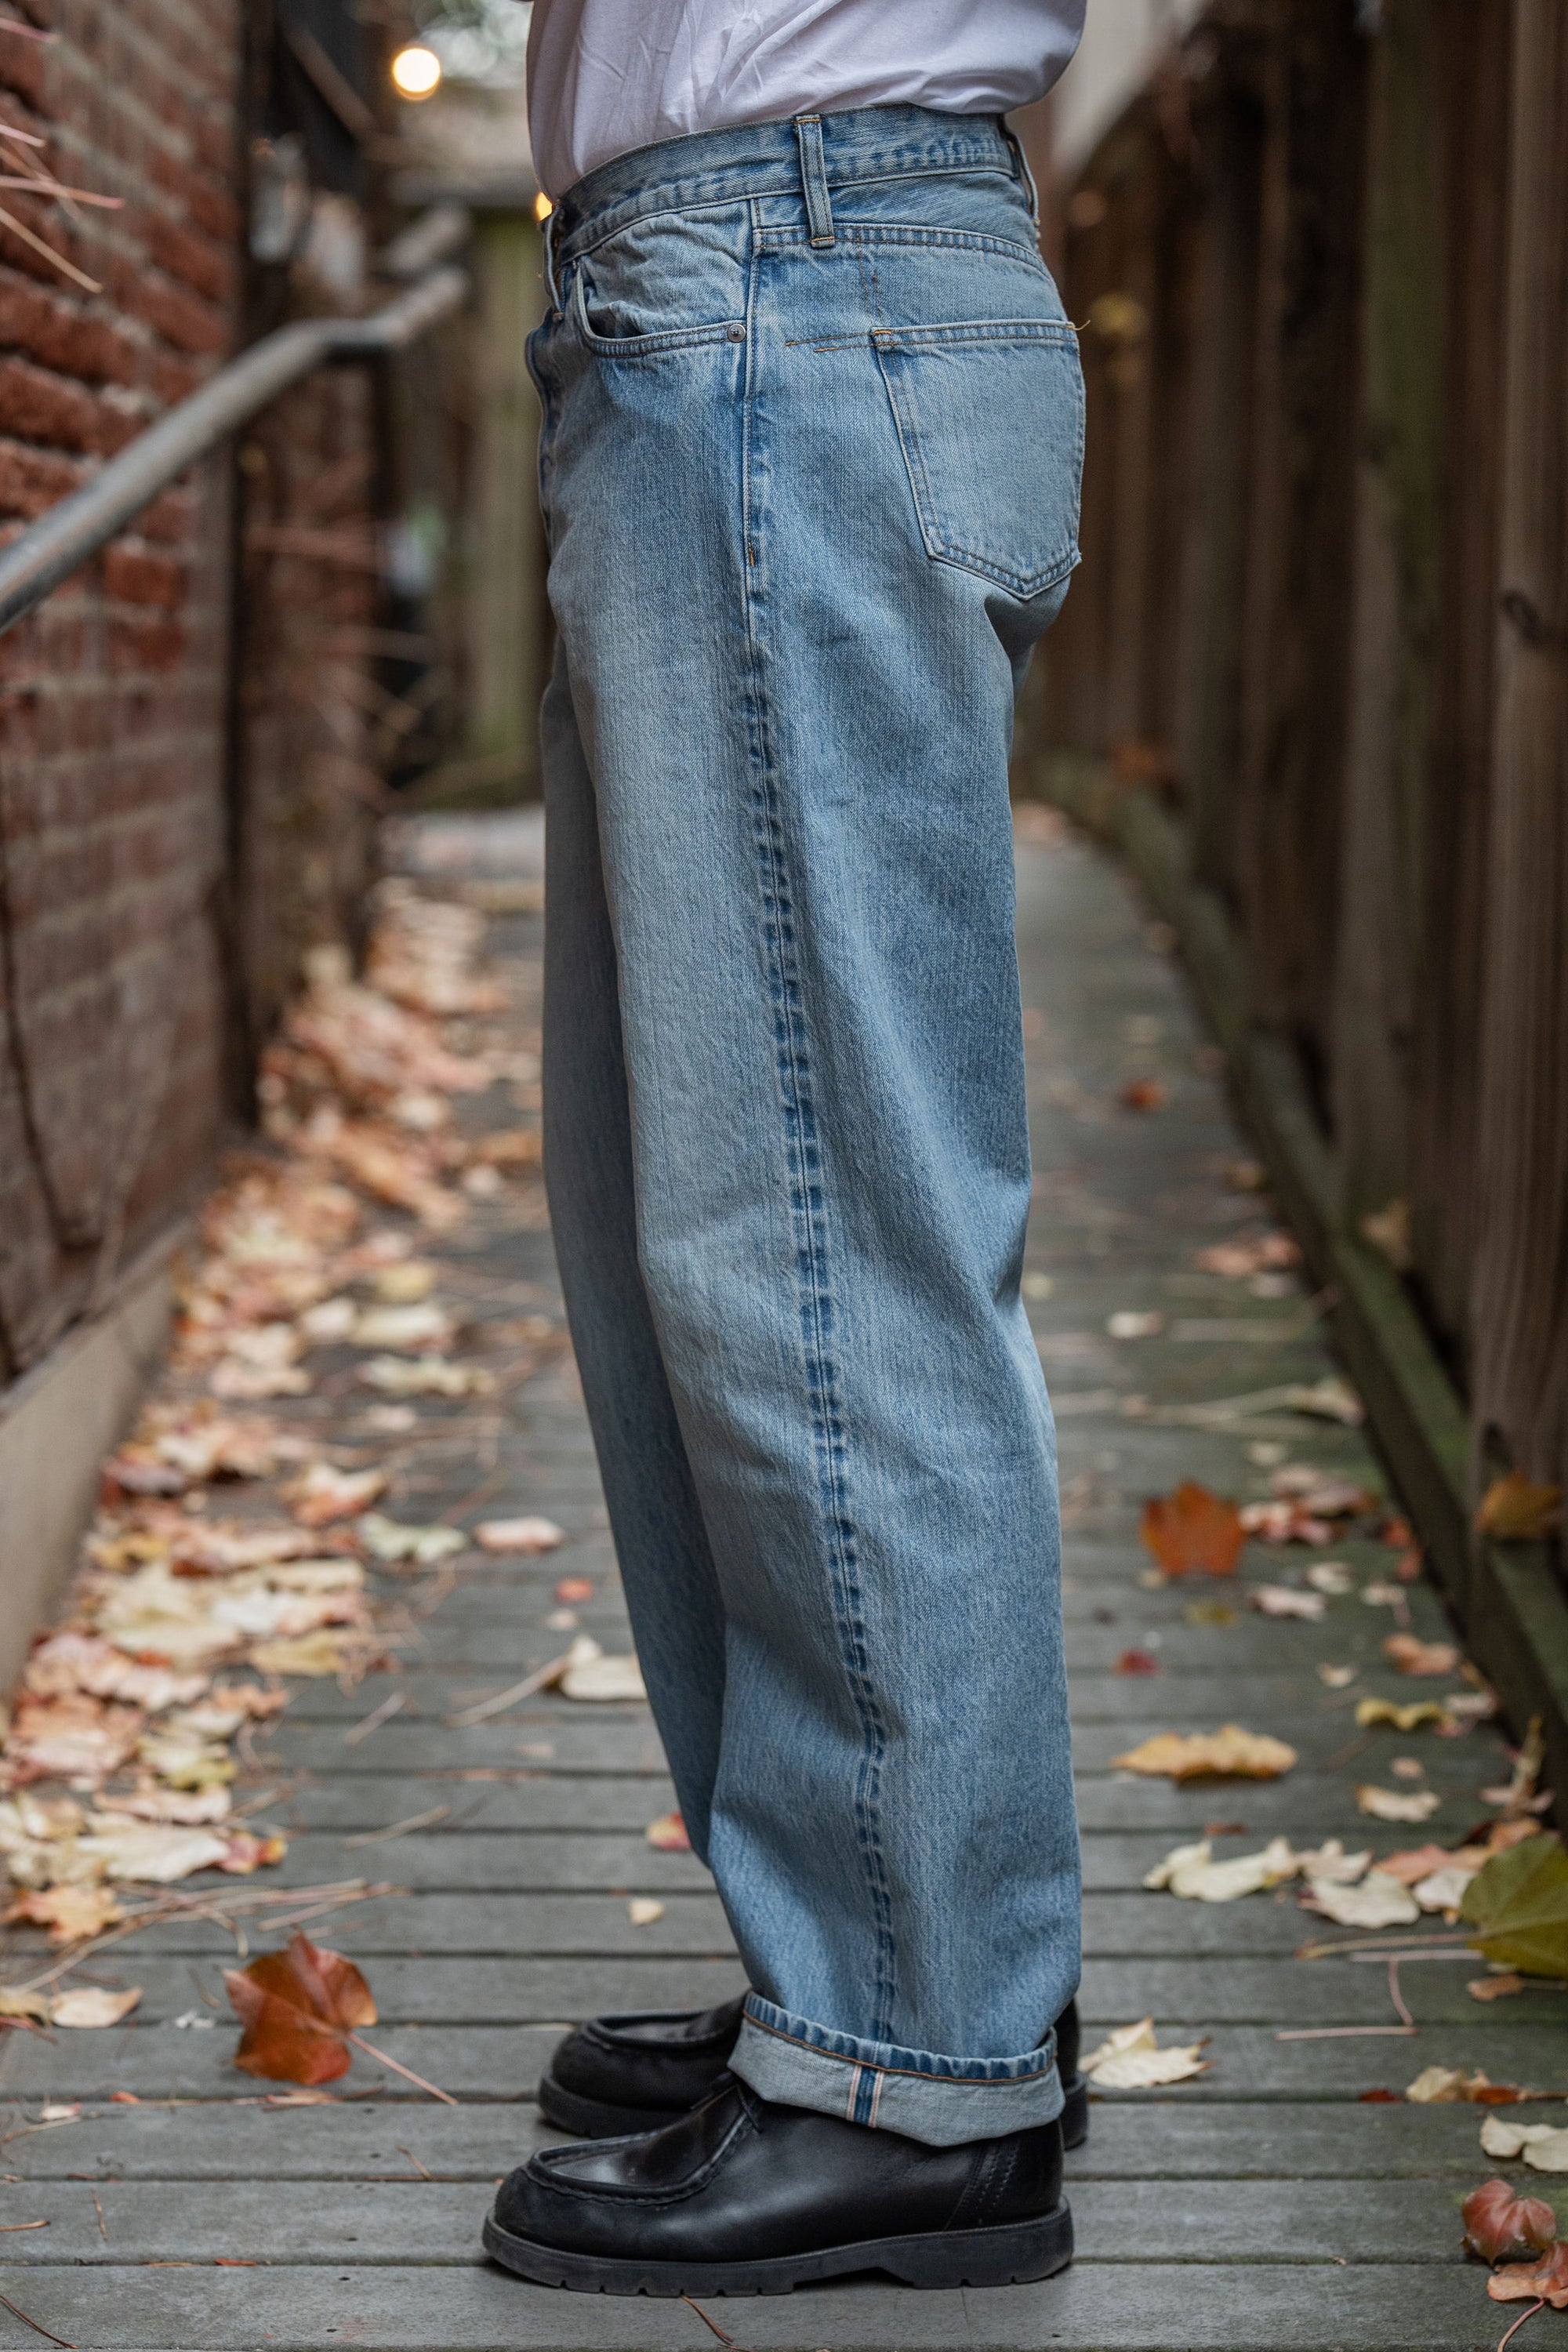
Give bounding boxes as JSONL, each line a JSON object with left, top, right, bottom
{"left": 534, "top": 191, "right": 554, "bottom": 222}
{"left": 390, "top": 43, "right": 441, "bottom": 99}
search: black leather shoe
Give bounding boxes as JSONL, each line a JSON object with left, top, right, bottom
{"left": 486, "top": 2080, "right": 1072, "bottom": 2294}
{"left": 536, "top": 1994, "right": 748, "bottom": 2137}
{"left": 539, "top": 1991, "right": 1090, "bottom": 2149}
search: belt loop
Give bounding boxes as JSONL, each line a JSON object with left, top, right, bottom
{"left": 1002, "top": 121, "right": 1041, "bottom": 227}
{"left": 794, "top": 114, "right": 836, "bottom": 249}
{"left": 542, "top": 205, "right": 563, "bottom": 312}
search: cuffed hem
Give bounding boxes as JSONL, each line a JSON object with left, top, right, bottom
{"left": 728, "top": 1994, "right": 1063, "bottom": 2147}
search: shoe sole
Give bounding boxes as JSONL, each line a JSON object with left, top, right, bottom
{"left": 1062, "top": 2074, "right": 1089, "bottom": 2151}
{"left": 535, "top": 2069, "right": 678, "bottom": 2139}
{"left": 484, "top": 2197, "right": 1072, "bottom": 2295}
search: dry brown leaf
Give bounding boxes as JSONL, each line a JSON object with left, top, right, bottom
{"left": 1301, "top": 1870, "right": 1419, "bottom": 1929}
{"left": 1355, "top": 1784, "right": 1443, "bottom": 1822}
{"left": 627, "top": 1897, "right": 666, "bottom": 1926}
{"left": 1471, "top": 1975, "right": 1529, "bottom": 2005}
{"left": 1478, "top": 1474, "right": 1564, "bottom": 1543}
{"left": 226, "top": 1932, "right": 376, "bottom": 2086}
{"left": 1250, "top": 1585, "right": 1324, "bottom": 1620}
{"left": 1407, "top": 2065, "right": 1526, "bottom": 2106}
{"left": 1383, "top": 1634, "right": 1461, "bottom": 1677}
{"left": 1195, "top": 1234, "right": 1300, "bottom": 1278}
{"left": 554, "top": 1577, "right": 594, "bottom": 1604}
{"left": 1080, "top": 2017, "right": 1210, "bottom": 2088}
{"left": 53, "top": 1986, "right": 142, "bottom": 2029}
{"left": 644, "top": 1811, "right": 691, "bottom": 1852}
{"left": 1139, "top": 1483, "right": 1247, "bottom": 1578}
{"left": 1354, "top": 1697, "right": 1446, "bottom": 1733}
{"left": 1120, "top": 1078, "right": 1167, "bottom": 1112}
{"left": 1115, "top": 1648, "right": 1160, "bottom": 1675}
{"left": 1488, "top": 2241, "right": 1568, "bottom": 2307}
{"left": 5, "top": 1693, "right": 144, "bottom": 1784}
{"left": 474, "top": 1516, "right": 565, "bottom": 1555}
{"left": 1113, "top": 1726, "right": 1297, "bottom": 1781}
{"left": 1483, "top": 2119, "right": 1568, "bottom": 2169}
{"left": 3, "top": 1886, "right": 123, "bottom": 1944}
{"left": 1462, "top": 2178, "right": 1558, "bottom": 2263}
{"left": 284, "top": 1463, "right": 388, "bottom": 1526}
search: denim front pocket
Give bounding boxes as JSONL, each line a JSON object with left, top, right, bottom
{"left": 872, "top": 321, "right": 1084, "bottom": 600}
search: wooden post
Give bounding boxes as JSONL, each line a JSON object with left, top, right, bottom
{"left": 1470, "top": 0, "right": 1568, "bottom": 1488}
{"left": 464, "top": 209, "right": 548, "bottom": 797}
{"left": 1329, "top": 0, "right": 1444, "bottom": 1225}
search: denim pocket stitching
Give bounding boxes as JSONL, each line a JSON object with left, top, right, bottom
{"left": 873, "top": 327, "right": 1083, "bottom": 596}
{"left": 569, "top": 264, "right": 744, "bottom": 356}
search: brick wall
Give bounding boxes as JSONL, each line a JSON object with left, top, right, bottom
{"left": 0, "top": 0, "right": 377, "bottom": 1381}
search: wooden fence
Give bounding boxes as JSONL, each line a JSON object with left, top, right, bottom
{"left": 1019, "top": 0, "right": 1568, "bottom": 1766}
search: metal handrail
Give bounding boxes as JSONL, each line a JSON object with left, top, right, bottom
{"left": 0, "top": 245, "right": 468, "bottom": 639}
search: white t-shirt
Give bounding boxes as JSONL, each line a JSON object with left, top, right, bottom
{"left": 526, "top": 0, "right": 1087, "bottom": 199}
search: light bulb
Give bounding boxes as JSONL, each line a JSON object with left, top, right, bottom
{"left": 390, "top": 44, "right": 441, "bottom": 99}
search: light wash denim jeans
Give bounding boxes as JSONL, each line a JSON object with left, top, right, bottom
{"left": 532, "top": 105, "right": 1083, "bottom": 2147}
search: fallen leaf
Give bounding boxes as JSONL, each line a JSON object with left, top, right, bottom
{"left": 1079, "top": 2017, "right": 1210, "bottom": 2088}
{"left": 1139, "top": 1483, "right": 1247, "bottom": 1578}
{"left": 1383, "top": 1634, "right": 1461, "bottom": 1677}
{"left": 1120, "top": 1079, "right": 1167, "bottom": 1112}
{"left": 3, "top": 1886, "right": 123, "bottom": 1944}
{"left": 1318, "top": 1663, "right": 1357, "bottom": 1687}
{"left": 1407, "top": 2066, "right": 1524, "bottom": 2105}
{"left": 1113, "top": 1726, "right": 1298, "bottom": 1780}
{"left": 1195, "top": 1235, "right": 1300, "bottom": 1279}
{"left": 1483, "top": 2118, "right": 1568, "bottom": 2169}
{"left": 554, "top": 1577, "right": 593, "bottom": 1603}
{"left": 1379, "top": 1842, "right": 1468, "bottom": 1886}
{"left": 249, "top": 1630, "right": 366, "bottom": 1677}
{"left": 1355, "top": 1784, "right": 1443, "bottom": 1823}
{"left": 1283, "top": 1376, "right": 1364, "bottom": 1426}
{"left": 1471, "top": 1975, "right": 1528, "bottom": 2003}
{"left": 1240, "top": 1501, "right": 1335, "bottom": 1546}
{"left": 358, "top": 1513, "right": 467, "bottom": 1566}
{"left": 1355, "top": 1697, "right": 1446, "bottom": 1733}
{"left": 349, "top": 1303, "right": 456, "bottom": 1352}
{"left": 1143, "top": 1836, "right": 1301, "bottom": 1902}
{"left": 1463, "top": 1832, "right": 1568, "bottom": 1979}
{"left": 1306, "top": 1562, "right": 1355, "bottom": 1595}
{"left": 644, "top": 1811, "right": 690, "bottom": 1851}
{"left": 225, "top": 1931, "right": 376, "bottom": 2085}
{"left": 627, "top": 1898, "right": 665, "bottom": 1926}
{"left": 1251, "top": 1584, "right": 1324, "bottom": 1620}
{"left": 0, "top": 1987, "right": 55, "bottom": 2024}
{"left": 53, "top": 1986, "right": 142, "bottom": 2028}
{"left": 1483, "top": 1719, "right": 1550, "bottom": 1816}
{"left": 1488, "top": 2241, "right": 1568, "bottom": 2307}
{"left": 560, "top": 1646, "right": 646, "bottom": 1703}
{"left": 1303, "top": 1871, "right": 1420, "bottom": 1929}
{"left": 1115, "top": 1648, "right": 1160, "bottom": 1676}
{"left": 5, "top": 1693, "right": 143, "bottom": 1783}
{"left": 358, "top": 1355, "right": 495, "bottom": 1396}
{"left": 1107, "top": 1311, "right": 1164, "bottom": 1339}
{"left": 1184, "top": 1600, "right": 1237, "bottom": 1627}
{"left": 1462, "top": 2178, "right": 1557, "bottom": 2262}
{"left": 474, "top": 1516, "right": 565, "bottom": 1555}
{"left": 1478, "top": 1475, "right": 1563, "bottom": 1543}
{"left": 284, "top": 1464, "right": 388, "bottom": 1526}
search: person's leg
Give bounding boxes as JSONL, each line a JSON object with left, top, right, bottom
{"left": 530, "top": 107, "right": 1083, "bottom": 2153}
{"left": 539, "top": 648, "right": 728, "bottom": 1858}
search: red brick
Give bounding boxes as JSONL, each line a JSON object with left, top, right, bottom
{"left": 101, "top": 541, "right": 186, "bottom": 609}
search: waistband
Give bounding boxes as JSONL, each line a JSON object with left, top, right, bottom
{"left": 548, "top": 106, "right": 1024, "bottom": 268}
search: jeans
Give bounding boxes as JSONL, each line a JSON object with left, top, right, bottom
{"left": 532, "top": 105, "right": 1083, "bottom": 2147}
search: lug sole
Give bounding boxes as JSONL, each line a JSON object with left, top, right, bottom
{"left": 1061, "top": 2074, "right": 1089, "bottom": 2151}
{"left": 483, "top": 2197, "right": 1073, "bottom": 2296}
{"left": 535, "top": 2070, "right": 678, "bottom": 2140}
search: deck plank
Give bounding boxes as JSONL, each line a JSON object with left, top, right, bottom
{"left": 0, "top": 826, "right": 1544, "bottom": 2352}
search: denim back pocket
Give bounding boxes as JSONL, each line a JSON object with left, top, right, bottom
{"left": 872, "top": 321, "right": 1084, "bottom": 600}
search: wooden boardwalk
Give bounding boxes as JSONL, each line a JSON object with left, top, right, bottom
{"left": 2, "top": 815, "right": 1563, "bottom": 2350}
